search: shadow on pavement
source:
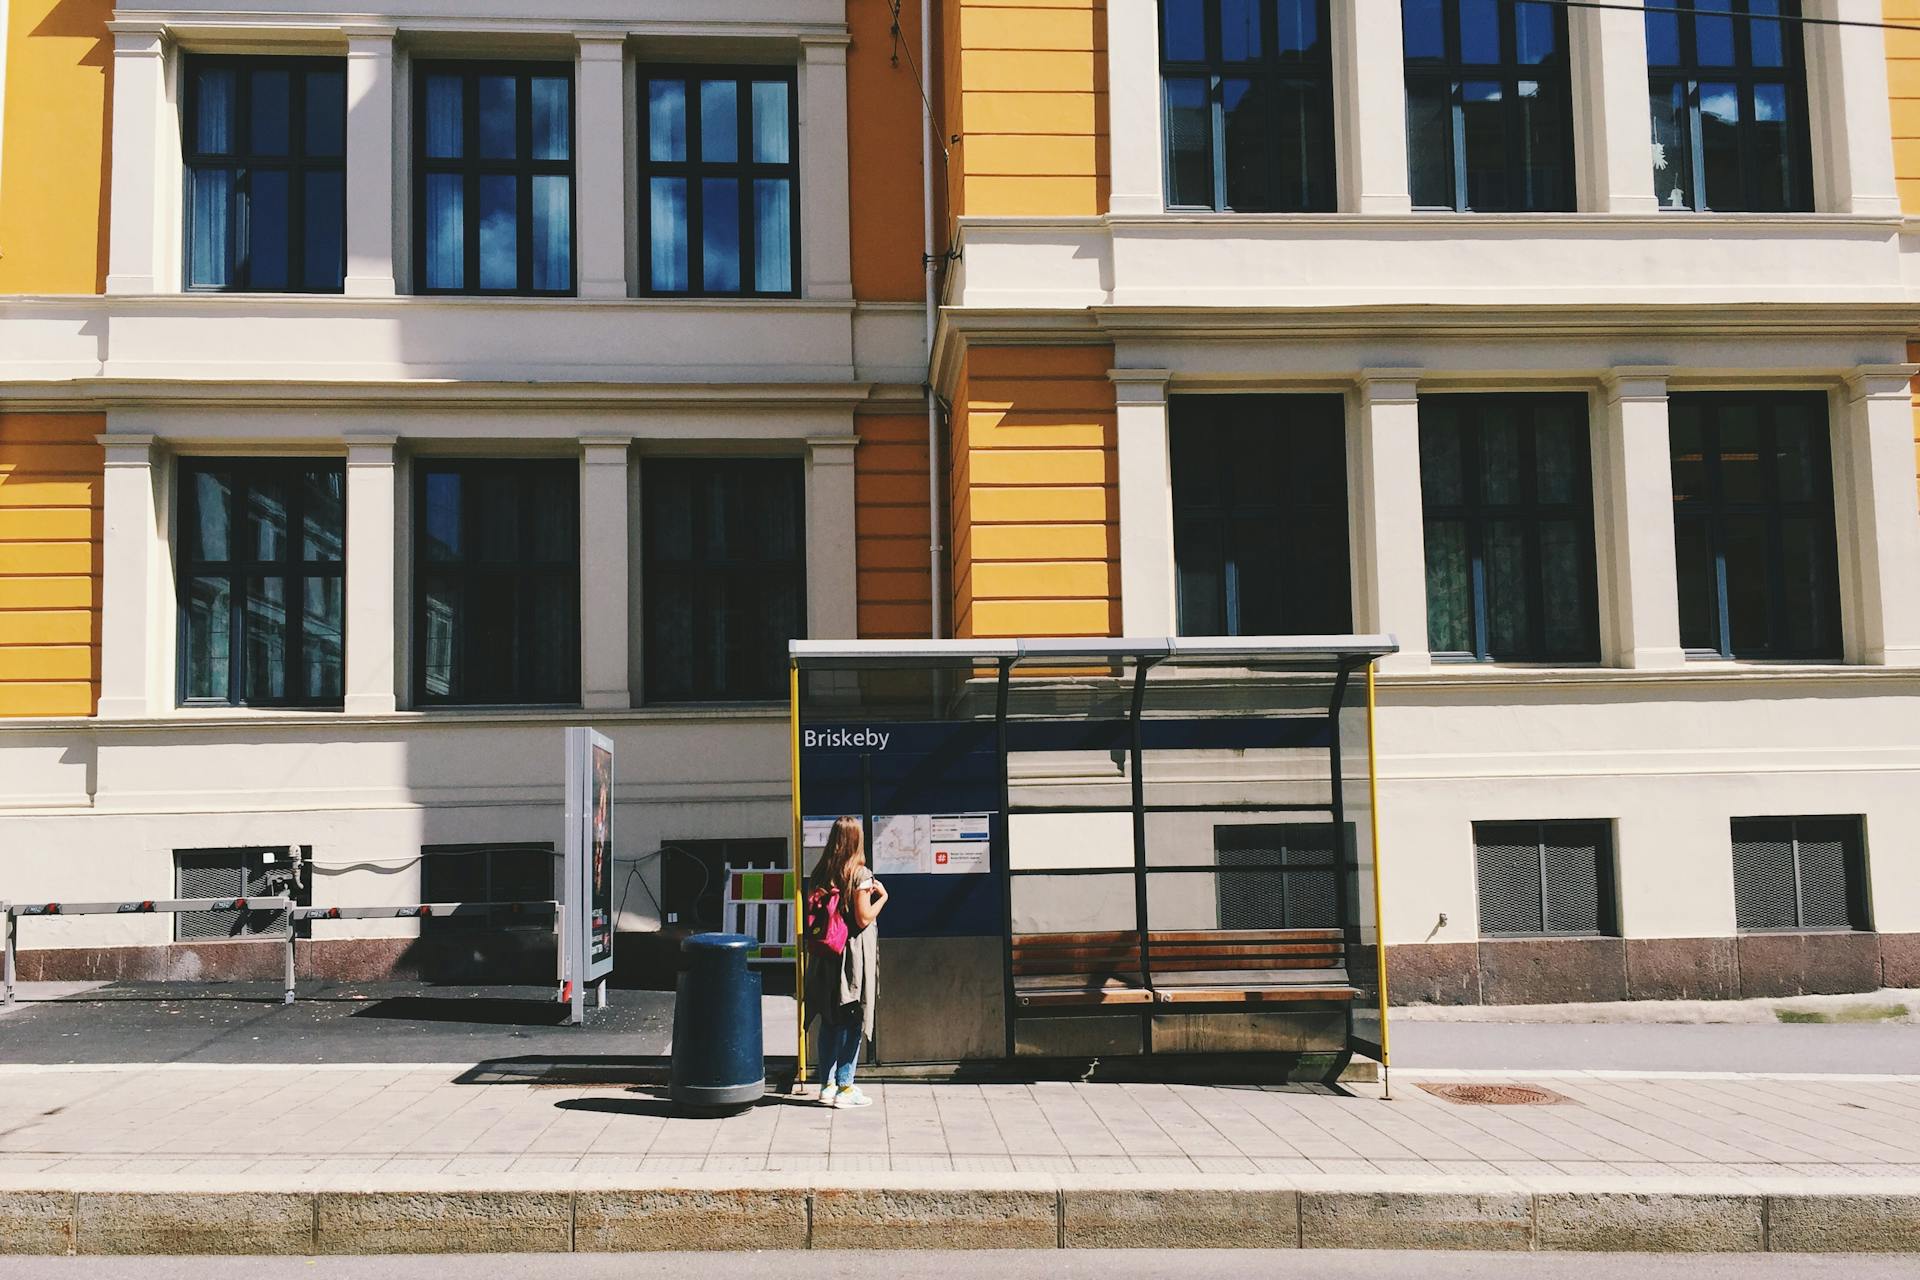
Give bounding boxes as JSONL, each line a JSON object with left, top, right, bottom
{"left": 349, "top": 996, "right": 574, "bottom": 1027}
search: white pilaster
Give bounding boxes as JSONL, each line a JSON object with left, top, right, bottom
{"left": 1571, "top": 0, "right": 1658, "bottom": 212}
{"left": 1334, "top": 2, "right": 1411, "bottom": 213}
{"left": 97, "top": 435, "right": 161, "bottom": 718}
{"left": 104, "top": 23, "right": 170, "bottom": 294}
{"left": 799, "top": 37, "right": 853, "bottom": 300}
{"left": 1112, "top": 370, "right": 1176, "bottom": 636}
{"left": 1839, "top": 368, "right": 1920, "bottom": 666}
{"left": 343, "top": 26, "right": 399, "bottom": 297}
{"left": 580, "top": 437, "right": 634, "bottom": 709}
{"left": 1352, "top": 372, "right": 1428, "bottom": 670}
{"left": 344, "top": 436, "right": 397, "bottom": 714}
{"left": 1107, "top": 0, "right": 1164, "bottom": 215}
{"left": 805, "top": 437, "right": 859, "bottom": 638}
{"left": 574, "top": 34, "right": 629, "bottom": 299}
{"left": 1805, "top": 0, "right": 1901, "bottom": 215}
{"left": 1596, "top": 371, "right": 1685, "bottom": 668}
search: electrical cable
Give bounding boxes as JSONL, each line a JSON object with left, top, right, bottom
{"left": 889, "top": 0, "right": 952, "bottom": 162}
{"left": 1531, "top": 0, "right": 1920, "bottom": 36}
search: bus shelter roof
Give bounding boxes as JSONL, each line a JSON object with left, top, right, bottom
{"left": 789, "top": 635, "right": 1400, "bottom": 670}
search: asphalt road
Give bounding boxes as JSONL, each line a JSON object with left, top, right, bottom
{"left": 2, "top": 1253, "right": 1912, "bottom": 1279}
{"left": 1388, "top": 1018, "right": 1920, "bottom": 1074}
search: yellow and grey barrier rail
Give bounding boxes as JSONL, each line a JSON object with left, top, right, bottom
{"left": 2, "top": 898, "right": 556, "bottom": 1009}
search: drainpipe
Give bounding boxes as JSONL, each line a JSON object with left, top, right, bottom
{"left": 921, "top": 0, "right": 945, "bottom": 639}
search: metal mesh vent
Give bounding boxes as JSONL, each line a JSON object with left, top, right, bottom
{"left": 1544, "top": 836, "right": 1602, "bottom": 935}
{"left": 1475, "top": 822, "right": 1610, "bottom": 936}
{"left": 1733, "top": 821, "right": 1798, "bottom": 930}
{"left": 1215, "top": 825, "right": 1342, "bottom": 930}
{"left": 1475, "top": 831, "right": 1544, "bottom": 935}
{"left": 1796, "top": 822, "right": 1852, "bottom": 929}
{"left": 174, "top": 850, "right": 288, "bottom": 940}
{"left": 1733, "top": 817, "right": 1863, "bottom": 931}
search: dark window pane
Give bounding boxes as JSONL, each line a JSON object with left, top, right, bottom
{"left": 525, "top": 574, "right": 577, "bottom": 701}
{"left": 424, "top": 173, "right": 465, "bottom": 290}
{"left": 1750, "top": 0, "right": 1786, "bottom": 68}
{"left": 1722, "top": 514, "right": 1771, "bottom": 653}
{"left": 650, "top": 177, "right": 689, "bottom": 291}
{"left": 1277, "top": 81, "right": 1332, "bottom": 209}
{"left": 184, "top": 577, "right": 232, "bottom": 699}
{"left": 422, "top": 579, "right": 459, "bottom": 697}
{"left": 1178, "top": 519, "right": 1228, "bottom": 635}
{"left": 247, "top": 168, "right": 290, "bottom": 290}
{"left": 302, "top": 576, "right": 344, "bottom": 700}
{"left": 246, "top": 472, "right": 289, "bottom": 562}
{"left": 1222, "top": 79, "right": 1277, "bottom": 209}
{"left": 1696, "top": 0, "right": 1736, "bottom": 66}
{"left": 423, "top": 472, "right": 463, "bottom": 562}
{"left": 1750, "top": 82, "right": 1792, "bottom": 212}
{"left": 189, "top": 168, "right": 234, "bottom": 288}
{"left": 1669, "top": 411, "right": 1708, "bottom": 504}
{"left": 195, "top": 67, "right": 238, "bottom": 154}
{"left": 302, "top": 468, "right": 344, "bottom": 562}
{"left": 1164, "top": 0, "right": 1208, "bottom": 61}
{"left": 250, "top": 68, "right": 291, "bottom": 155}
{"left": 1515, "top": 79, "right": 1564, "bottom": 209}
{"left": 1538, "top": 518, "right": 1587, "bottom": 655}
{"left": 1514, "top": 1, "right": 1558, "bottom": 63}
{"left": 306, "top": 70, "right": 346, "bottom": 157}
{"left": 531, "top": 76, "right": 569, "bottom": 161}
{"left": 1461, "top": 80, "right": 1507, "bottom": 209}
{"left": 1403, "top": 0, "right": 1446, "bottom": 59}
{"left": 1420, "top": 406, "right": 1465, "bottom": 506}
{"left": 1535, "top": 410, "right": 1576, "bottom": 504}
{"left": 478, "top": 173, "right": 519, "bottom": 291}
{"left": 1459, "top": 0, "right": 1501, "bottom": 64}
{"left": 1651, "top": 80, "right": 1693, "bottom": 209}
{"left": 1480, "top": 407, "right": 1524, "bottom": 504}
{"left": 1674, "top": 517, "right": 1717, "bottom": 650}
{"left": 753, "top": 178, "right": 793, "bottom": 292}
{"left": 649, "top": 79, "right": 687, "bottom": 162}
{"left": 478, "top": 74, "right": 518, "bottom": 159}
{"left": 1483, "top": 518, "right": 1531, "bottom": 656}
{"left": 425, "top": 75, "right": 464, "bottom": 158}
{"left": 470, "top": 470, "right": 522, "bottom": 562}
{"left": 1775, "top": 414, "right": 1819, "bottom": 503}
{"left": 1276, "top": 0, "right": 1321, "bottom": 56}
{"left": 528, "top": 467, "right": 576, "bottom": 562}
{"left": 188, "top": 470, "right": 233, "bottom": 562}
{"left": 303, "top": 169, "right": 345, "bottom": 291}
{"left": 1425, "top": 519, "right": 1473, "bottom": 654}
{"left": 532, "top": 173, "right": 571, "bottom": 292}
{"left": 1779, "top": 516, "right": 1836, "bottom": 655}
{"left": 1220, "top": 0, "right": 1262, "bottom": 60}
{"left": 1645, "top": 10, "right": 1681, "bottom": 66}
{"left": 1732, "top": 818, "right": 1797, "bottom": 929}
{"left": 1406, "top": 77, "right": 1452, "bottom": 207}
{"left": 243, "top": 576, "right": 289, "bottom": 703}
{"left": 1718, "top": 402, "right": 1763, "bottom": 503}
{"left": 702, "top": 177, "right": 741, "bottom": 292}
{"left": 1165, "top": 77, "right": 1213, "bottom": 206}
{"left": 701, "top": 79, "right": 738, "bottom": 163}
{"left": 752, "top": 81, "right": 790, "bottom": 164}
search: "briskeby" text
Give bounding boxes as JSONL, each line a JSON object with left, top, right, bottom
{"left": 803, "top": 728, "right": 891, "bottom": 751}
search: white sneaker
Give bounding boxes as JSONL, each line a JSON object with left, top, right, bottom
{"left": 832, "top": 1087, "right": 873, "bottom": 1109}
{"left": 817, "top": 1084, "right": 841, "bottom": 1107}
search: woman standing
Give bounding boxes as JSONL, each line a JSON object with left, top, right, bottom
{"left": 807, "top": 816, "right": 888, "bottom": 1108}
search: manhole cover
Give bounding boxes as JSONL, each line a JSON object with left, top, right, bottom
{"left": 1419, "top": 1083, "right": 1570, "bottom": 1106}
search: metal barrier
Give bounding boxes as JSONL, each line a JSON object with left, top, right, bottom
{"left": 2, "top": 898, "right": 556, "bottom": 1008}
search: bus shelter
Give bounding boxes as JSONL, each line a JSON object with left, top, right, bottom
{"left": 789, "top": 636, "right": 1397, "bottom": 1086}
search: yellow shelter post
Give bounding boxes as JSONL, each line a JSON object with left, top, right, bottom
{"left": 789, "top": 663, "right": 807, "bottom": 1086}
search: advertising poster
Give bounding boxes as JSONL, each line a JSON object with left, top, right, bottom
{"left": 564, "top": 727, "right": 616, "bottom": 1016}
{"left": 589, "top": 739, "right": 614, "bottom": 975}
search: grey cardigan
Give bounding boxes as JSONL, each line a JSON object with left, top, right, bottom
{"left": 816, "top": 870, "right": 879, "bottom": 1043}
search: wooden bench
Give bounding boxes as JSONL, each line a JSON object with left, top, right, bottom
{"left": 1010, "top": 928, "right": 1354, "bottom": 1011}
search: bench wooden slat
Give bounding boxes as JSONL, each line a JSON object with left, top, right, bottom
{"left": 1012, "top": 931, "right": 1141, "bottom": 948}
{"left": 1017, "top": 988, "right": 1156, "bottom": 1008}
{"left": 1148, "top": 957, "right": 1341, "bottom": 973}
{"left": 1144, "top": 942, "right": 1342, "bottom": 959}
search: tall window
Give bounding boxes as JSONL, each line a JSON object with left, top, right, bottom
{"left": 1171, "top": 395, "right": 1351, "bottom": 636}
{"left": 183, "top": 56, "right": 346, "bottom": 291}
{"left": 643, "top": 459, "right": 805, "bottom": 702}
{"left": 1731, "top": 816, "right": 1869, "bottom": 932}
{"left": 1474, "top": 820, "right": 1616, "bottom": 937}
{"left": 1647, "top": 0, "right": 1812, "bottom": 211}
{"left": 177, "top": 458, "right": 344, "bottom": 707}
{"left": 415, "top": 63, "right": 574, "bottom": 295}
{"left": 1402, "top": 0, "right": 1573, "bottom": 211}
{"left": 639, "top": 68, "right": 799, "bottom": 296}
{"left": 1421, "top": 395, "right": 1598, "bottom": 662}
{"left": 1669, "top": 392, "right": 1840, "bottom": 660}
{"left": 414, "top": 459, "right": 579, "bottom": 705}
{"left": 1160, "top": 0, "right": 1336, "bottom": 212}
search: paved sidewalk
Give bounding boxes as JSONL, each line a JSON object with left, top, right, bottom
{"left": 2, "top": 1062, "right": 1918, "bottom": 1184}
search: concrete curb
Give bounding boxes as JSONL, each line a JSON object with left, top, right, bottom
{"left": 4, "top": 1184, "right": 1918, "bottom": 1255}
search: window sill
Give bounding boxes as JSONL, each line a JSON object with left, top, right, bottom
{"left": 1388, "top": 662, "right": 1895, "bottom": 690}
{"left": 6, "top": 704, "right": 787, "bottom": 733}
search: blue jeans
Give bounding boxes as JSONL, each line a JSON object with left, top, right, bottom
{"left": 818, "top": 1005, "right": 862, "bottom": 1088}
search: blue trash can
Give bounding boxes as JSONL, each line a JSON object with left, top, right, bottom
{"left": 670, "top": 932, "right": 765, "bottom": 1110}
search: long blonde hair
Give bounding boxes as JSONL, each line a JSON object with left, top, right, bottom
{"left": 815, "top": 816, "right": 866, "bottom": 900}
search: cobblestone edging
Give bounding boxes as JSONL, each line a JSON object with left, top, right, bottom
{"left": 2, "top": 1184, "right": 1917, "bottom": 1255}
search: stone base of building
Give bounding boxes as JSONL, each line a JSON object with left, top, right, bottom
{"left": 1389, "top": 933, "right": 1920, "bottom": 1005}
{"left": 12, "top": 934, "right": 560, "bottom": 987}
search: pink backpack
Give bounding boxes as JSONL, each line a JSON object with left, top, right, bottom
{"left": 804, "top": 883, "right": 849, "bottom": 956}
